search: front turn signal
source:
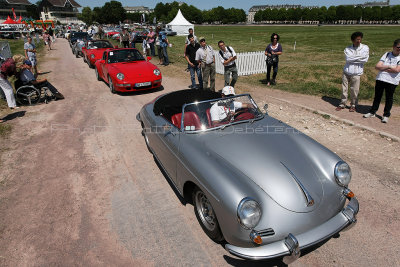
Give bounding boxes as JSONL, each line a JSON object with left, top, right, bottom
{"left": 250, "top": 230, "right": 263, "bottom": 245}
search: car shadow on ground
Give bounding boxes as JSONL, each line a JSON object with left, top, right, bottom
{"left": 152, "top": 154, "right": 187, "bottom": 205}
{"left": 1, "top": 110, "right": 26, "bottom": 121}
{"left": 321, "top": 95, "right": 371, "bottom": 114}
{"left": 116, "top": 85, "right": 164, "bottom": 96}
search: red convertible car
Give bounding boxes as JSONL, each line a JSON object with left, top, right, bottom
{"left": 82, "top": 40, "right": 115, "bottom": 68}
{"left": 95, "top": 48, "right": 162, "bottom": 94}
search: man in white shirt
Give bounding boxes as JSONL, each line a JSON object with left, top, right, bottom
{"left": 218, "top": 40, "right": 238, "bottom": 88}
{"left": 210, "top": 86, "right": 251, "bottom": 124}
{"left": 195, "top": 38, "right": 215, "bottom": 91}
{"left": 336, "top": 32, "right": 369, "bottom": 112}
{"left": 363, "top": 39, "right": 400, "bottom": 123}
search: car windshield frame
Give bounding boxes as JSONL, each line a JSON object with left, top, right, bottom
{"left": 107, "top": 49, "right": 145, "bottom": 64}
{"left": 86, "top": 40, "right": 113, "bottom": 49}
{"left": 180, "top": 94, "right": 264, "bottom": 133}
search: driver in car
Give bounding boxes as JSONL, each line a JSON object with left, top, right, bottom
{"left": 210, "top": 86, "right": 251, "bottom": 124}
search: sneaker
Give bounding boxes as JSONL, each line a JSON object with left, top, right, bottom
{"left": 349, "top": 106, "right": 356, "bottom": 112}
{"left": 381, "top": 116, "right": 389, "bottom": 123}
{"left": 363, "top": 113, "right": 375, "bottom": 118}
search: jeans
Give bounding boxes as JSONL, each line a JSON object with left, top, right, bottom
{"left": 149, "top": 42, "right": 155, "bottom": 56}
{"left": 162, "top": 46, "right": 169, "bottom": 65}
{"left": 370, "top": 80, "right": 397, "bottom": 117}
{"left": 188, "top": 63, "right": 203, "bottom": 89}
{"left": 266, "top": 62, "right": 279, "bottom": 82}
{"left": 224, "top": 64, "right": 238, "bottom": 87}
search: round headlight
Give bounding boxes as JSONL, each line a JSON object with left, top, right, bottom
{"left": 334, "top": 161, "right": 352, "bottom": 187}
{"left": 116, "top": 73, "right": 124, "bottom": 80}
{"left": 90, "top": 54, "right": 95, "bottom": 59}
{"left": 237, "top": 198, "right": 262, "bottom": 230}
{"left": 153, "top": 69, "right": 161, "bottom": 76}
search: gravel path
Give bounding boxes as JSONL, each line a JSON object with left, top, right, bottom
{"left": 0, "top": 39, "right": 399, "bottom": 266}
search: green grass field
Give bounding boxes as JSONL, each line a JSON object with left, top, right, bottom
{"left": 165, "top": 25, "right": 400, "bottom": 104}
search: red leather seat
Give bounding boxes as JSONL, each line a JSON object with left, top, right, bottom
{"left": 206, "top": 108, "right": 212, "bottom": 127}
{"left": 171, "top": 111, "right": 202, "bottom": 130}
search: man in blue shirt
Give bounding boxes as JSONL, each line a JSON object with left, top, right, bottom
{"left": 20, "top": 60, "right": 64, "bottom": 100}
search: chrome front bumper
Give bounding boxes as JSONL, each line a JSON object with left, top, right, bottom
{"left": 225, "top": 197, "right": 359, "bottom": 262}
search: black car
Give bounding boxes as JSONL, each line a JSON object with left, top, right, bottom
{"left": 69, "top": 32, "right": 90, "bottom": 47}
{"left": 0, "top": 28, "right": 22, "bottom": 39}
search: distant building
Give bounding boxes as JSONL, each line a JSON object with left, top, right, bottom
{"left": 247, "top": 4, "right": 317, "bottom": 23}
{"left": 359, "top": 0, "right": 390, "bottom": 7}
{"left": 39, "top": 0, "right": 82, "bottom": 24}
{"left": 124, "top": 6, "right": 153, "bottom": 14}
{"left": 0, "top": 0, "right": 32, "bottom": 20}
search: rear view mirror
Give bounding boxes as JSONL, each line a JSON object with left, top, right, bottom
{"left": 147, "top": 56, "right": 152, "bottom": 61}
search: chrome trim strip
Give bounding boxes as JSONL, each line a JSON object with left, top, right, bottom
{"left": 281, "top": 162, "right": 314, "bottom": 207}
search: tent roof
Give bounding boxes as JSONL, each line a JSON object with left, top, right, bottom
{"left": 167, "top": 9, "right": 193, "bottom": 26}
{"left": 2, "top": 16, "right": 17, "bottom": 24}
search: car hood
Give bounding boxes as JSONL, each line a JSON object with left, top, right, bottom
{"left": 203, "top": 121, "right": 330, "bottom": 213}
{"left": 109, "top": 61, "right": 156, "bottom": 78}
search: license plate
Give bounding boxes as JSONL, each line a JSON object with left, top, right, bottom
{"left": 135, "top": 82, "right": 151, "bottom": 87}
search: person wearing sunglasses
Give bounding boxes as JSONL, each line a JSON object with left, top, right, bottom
{"left": 364, "top": 39, "right": 400, "bottom": 123}
{"left": 265, "top": 33, "right": 282, "bottom": 86}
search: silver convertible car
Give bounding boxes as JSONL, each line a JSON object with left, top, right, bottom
{"left": 136, "top": 89, "right": 359, "bottom": 263}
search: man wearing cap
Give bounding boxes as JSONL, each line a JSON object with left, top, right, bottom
{"left": 210, "top": 86, "right": 251, "bottom": 124}
{"left": 20, "top": 60, "right": 64, "bottom": 100}
{"left": 195, "top": 38, "right": 215, "bottom": 91}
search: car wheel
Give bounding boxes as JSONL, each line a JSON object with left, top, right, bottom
{"left": 192, "top": 186, "right": 223, "bottom": 242}
{"left": 75, "top": 50, "right": 79, "bottom": 58}
{"left": 83, "top": 56, "right": 87, "bottom": 63}
{"left": 108, "top": 76, "right": 116, "bottom": 94}
{"left": 95, "top": 67, "right": 102, "bottom": 81}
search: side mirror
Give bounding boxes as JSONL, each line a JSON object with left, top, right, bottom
{"left": 147, "top": 56, "right": 152, "bottom": 61}
{"left": 99, "top": 59, "right": 105, "bottom": 64}
{"left": 114, "top": 45, "right": 118, "bottom": 48}
{"left": 264, "top": 104, "right": 269, "bottom": 115}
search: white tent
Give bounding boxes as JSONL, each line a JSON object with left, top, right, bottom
{"left": 166, "top": 9, "right": 194, "bottom": 36}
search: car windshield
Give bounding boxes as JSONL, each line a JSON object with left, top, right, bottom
{"left": 71, "top": 32, "right": 88, "bottom": 39}
{"left": 87, "top": 40, "right": 113, "bottom": 49}
{"left": 107, "top": 49, "right": 144, "bottom": 63}
{"left": 179, "top": 95, "right": 263, "bottom": 132}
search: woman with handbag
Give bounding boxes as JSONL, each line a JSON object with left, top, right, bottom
{"left": 265, "top": 33, "right": 282, "bottom": 86}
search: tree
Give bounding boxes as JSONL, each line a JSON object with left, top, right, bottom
{"left": 26, "top": 4, "right": 41, "bottom": 19}
{"left": 354, "top": 6, "right": 363, "bottom": 21}
{"left": 100, "top": 1, "right": 126, "bottom": 24}
{"left": 326, "top": 6, "right": 336, "bottom": 22}
{"left": 78, "top": 7, "right": 93, "bottom": 25}
{"left": 381, "top": 6, "right": 392, "bottom": 21}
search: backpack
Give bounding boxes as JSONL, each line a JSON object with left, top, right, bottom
{"left": 219, "top": 46, "right": 233, "bottom": 60}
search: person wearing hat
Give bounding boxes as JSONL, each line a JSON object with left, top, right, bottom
{"left": 210, "top": 86, "right": 251, "bottom": 124}
{"left": 19, "top": 60, "right": 64, "bottom": 100}
{"left": 195, "top": 37, "right": 215, "bottom": 91}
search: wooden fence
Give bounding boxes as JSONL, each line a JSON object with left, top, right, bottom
{"left": 215, "top": 51, "right": 267, "bottom": 76}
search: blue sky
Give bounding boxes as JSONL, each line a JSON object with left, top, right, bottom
{"left": 80, "top": 0, "right": 400, "bottom": 12}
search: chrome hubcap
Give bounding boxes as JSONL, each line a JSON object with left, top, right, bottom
{"left": 195, "top": 191, "right": 216, "bottom": 231}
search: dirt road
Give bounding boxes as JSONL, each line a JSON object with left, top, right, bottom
{"left": 0, "top": 39, "right": 399, "bottom": 266}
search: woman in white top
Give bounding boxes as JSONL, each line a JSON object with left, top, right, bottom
{"left": 364, "top": 39, "right": 400, "bottom": 123}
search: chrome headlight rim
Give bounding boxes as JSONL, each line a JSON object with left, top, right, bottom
{"left": 334, "top": 161, "right": 352, "bottom": 187}
{"left": 237, "top": 197, "right": 262, "bottom": 230}
{"left": 116, "top": 73, "right": 124, "bottom": 80}
{"left": 153, "top": 69, "right": 161, "bottom": 76}
{"left": 90, "top": 54, "right": 95, "bottom": 59}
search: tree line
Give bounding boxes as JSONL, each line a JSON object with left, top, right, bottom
{"left": 77, "top": 1, "right": 246, "bottom": 25}
{"left": 254, "top": 5, "right": 400, "bottom": 23}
